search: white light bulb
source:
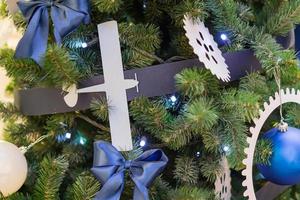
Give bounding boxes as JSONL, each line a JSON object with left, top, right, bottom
{"left": 65, "top": 132, "right": 71, "bottom": 139}
{"left": 140, "top": 139, "right": 146, "bottom": 147}
{"left": 79, "top": 137, "right": 85, "bottom": 145}
{"left": 196, "top": 151, "right": 201, "bottom": 157}
{"left": 220, "top": 34, "right": 228, "bottom": 41}
{"left": 81, "top": 42, "right": 88, "bottom": 48}
{"left": 223, "top": 145, "right": 230, "bottom": 152}
{"left": 170, "top": 95, "right": 177, "bottom": 103}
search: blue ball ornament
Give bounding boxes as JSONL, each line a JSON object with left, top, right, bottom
{"left": 257, "top": 126, "right": 300, "bottom": 185}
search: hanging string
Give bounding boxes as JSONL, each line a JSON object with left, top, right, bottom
{"left": 273, "top": 58, "right": 288, "bottom": 132}
{"left": 20, "top": 134, "right": 52, "bottom": 154}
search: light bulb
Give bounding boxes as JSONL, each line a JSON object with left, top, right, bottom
{"left": 140, "top": 139, "right": 146, "bottom": 147}
{"left": 139, "top": 136, "right": 147, "bottom": 147}
{"left": 223, "top": 145, "right": 230, "bottom": 152}
{"left": 220, "top": 34, "right": 228, "bottom": 41}
{"left": 170, "top": 95, "right": 177, "bottom": 103}
{"left": 65, "top": 132, "right": 71, "bottom": 139}
{"left": 79, "top": 138, "right": 84, "bottom": 144}
{"left": 79, "top": 137, "right": 87, "bottom": 145}
{"left": 81, "top": 42, "right": 88, "bottom": 48}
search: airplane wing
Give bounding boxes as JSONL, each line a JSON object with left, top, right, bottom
{"left": 98, "top": 21, "right": 134, "bottom": 151}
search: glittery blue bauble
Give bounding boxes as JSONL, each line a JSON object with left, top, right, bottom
{"left": 257, "top": 127, "right": 300, "bottom": 185}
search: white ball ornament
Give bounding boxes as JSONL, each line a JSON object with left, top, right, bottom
{"left": 0, "top": 140, "right": 27, "bottom": 197}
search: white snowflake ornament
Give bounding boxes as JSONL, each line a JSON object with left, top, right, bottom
{"left": 215, "top": 156, "right": 232, "bottom": 200}
{"left": 183, "top": 15, "right": 231, "bottom": 82}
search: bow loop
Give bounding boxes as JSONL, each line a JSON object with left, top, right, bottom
{"left": 15, "top": 0, "right": 90, "bottom": 66}
{"left": 91, "top": 141, "right": 168, "bottom": 200}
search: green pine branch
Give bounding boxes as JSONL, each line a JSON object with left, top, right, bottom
{"left": 90, "top": 98, "right": 109, "bottom": 122}
{"left": 0, "top": 0, "right": 7, "bottom": 18}
{"left": 239, "top": 72, "right": 270, "bottom": 98}
{"left": 184, "top": 98, "right": 219, "bottom": 131}
{"left": 221, "top": 112, "right": 247, "bottom": 170}
{"left": 174, "top": 156, "right": 199, "bottom": 185}
{"left": 175, "top": 68, "right": 219, "bottom": 98}
{"left": 254, "top": 138, "right": 273, "bottom": 165}
{"left": 206, "top": 0, "right": 298, "bottom": 77}
{"left": 43, "top": 45, "right": 82, "bottom": 88}
{"left": 62, "top": 144, "right": 89, "bottom": 166}
{"left": 65, "top": 172, "right": 100, "bottom": 200}
{"left": 171, "top": 0, "right": 208, "bottom": 26}
{"left": 221, "top": 89, "right": 261, "bottom": 123}
{"left": 119, "top": 23, "right": 160, "bottom": 54}
{"left": 286, "top": 104, "right": 300, "bottom": 128}
{"left": 33, "top": 155, "right": 69, "bottom": 200}
{"left": 264, "top": 0, "right": 300, "bottom": 36}
{"left": 130, "top": 97, "right": 173, "bottom": 139}
{"left": 168, "top": 186, "right": 215, "bottom": 200}
{"left": 201, "top": 128, "right": 222, "bottom": 154}
{"left": 1, "top": 193, "right": 32, "bottom": 200}
{"left": 44, "top": 113, "right": 75, "bottom": 136}
{"left": 149, "top": 177, "right": 171, "bottom": 200}
{"left": 162, "top": 117, "right": 193, "bottom": 149}
{"left": 199, "top": 155, "right": 222, "bottom": 183}
{"left": 0, "top": 47, "right": 42, "bottom": 87}
{"left": 119, "top": 22, "right": 162, "bottom": 67}
{"left": 0, "top": 102, "right": 21, "bottom": 122}
{"left": 91, "top": 0, "right": 123, "bottom": 14}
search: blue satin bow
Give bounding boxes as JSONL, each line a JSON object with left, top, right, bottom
{"left": 91, "top": 141, "right": 168, "bottom": 200}
{"left": 15, "top": 0, "right": 90, "bottom": 65}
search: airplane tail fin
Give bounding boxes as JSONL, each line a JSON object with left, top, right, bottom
{"left": 63, "top": 84, "right": 78, "bottom": 107}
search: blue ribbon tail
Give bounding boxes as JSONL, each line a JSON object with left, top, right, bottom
{"left": 15, "top": 6, "right": 49, "bottom": 65}
{"left": 133, "top": 181, "right": 150, "bottom": 200}
{"left": 93, "top": 172, "right": 124, "bottom": 200}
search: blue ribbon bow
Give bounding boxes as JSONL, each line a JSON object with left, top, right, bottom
{"left": 15, "top": 0, "right": 90, "bottom": 65}
{"left": 91, "top": 141, "right": 168, "bottom": 200}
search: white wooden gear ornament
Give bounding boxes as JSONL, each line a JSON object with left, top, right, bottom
{"left": 214, "top": 156, "right": 232, "bottom": 200}
{"left": 242, "top": 88, "right": 300, "bottom": 199}
{"left": 183, "top": 15, "right": 231, "bottom": 82}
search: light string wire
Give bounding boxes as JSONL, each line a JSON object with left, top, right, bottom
{"left": 20, "top": 134, "right": 52, "bottom": 154}
{"left": 273, "top": 58, "right": 288, "bottom": 131}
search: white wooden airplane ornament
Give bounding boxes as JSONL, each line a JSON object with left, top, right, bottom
{"left": 64, "top": 21, "right": 139, "bottom": 151}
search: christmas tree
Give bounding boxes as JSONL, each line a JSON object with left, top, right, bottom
{"left": 0, "top": 0, "right": 300, "bottom": 199}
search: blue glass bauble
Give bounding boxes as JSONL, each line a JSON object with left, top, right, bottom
{"left": 257, "top": 126, "right": 300, "bottom": 185}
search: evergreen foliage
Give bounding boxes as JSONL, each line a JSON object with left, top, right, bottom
{"left": 175, "top": 68, "right": 219, "bottom": 98}
{"left": 168, "top": 186, "right": 215, "bottom": 200}
{"left": 65, "top": 172, "right": 100, "bottom": 200}
{"left": 174, "top": 157, "right": 199, "bottom": 185}
{"left": 0, "top": 0, "right": 300, "bottom": 199}
{"left": 33, "top": 156, "right": 69, "bottom": 200}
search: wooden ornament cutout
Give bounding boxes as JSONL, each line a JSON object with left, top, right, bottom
{"left": 183, "top": 15, "right": 231, "bottom": 82}
{"left": 215, "top": 157, "right": 231, "bottom": 200}
{"left": 242, "top": 88, "right": 300, "bottom": 199}
{"left": 6, "top": 0, "right": 19, "bottom": 14}
{"left": 63, "top": 84, "right": 78, "bottom": 108}
{"left": 64, "top": 21, "right": 139, "bottom": 151}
